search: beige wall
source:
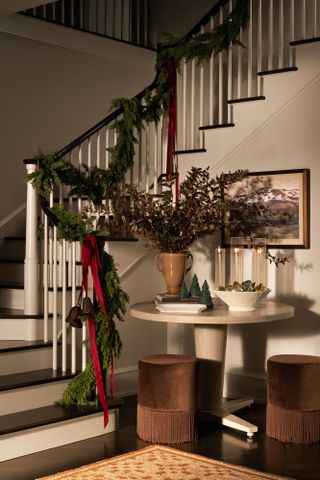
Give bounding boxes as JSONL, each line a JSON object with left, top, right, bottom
{"left": 177, "top": 43, "right": 320, "bottom": 401}
{"left": 0, "top": 14, "right": 155, "bottom": 222}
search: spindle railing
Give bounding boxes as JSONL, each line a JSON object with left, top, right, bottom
{"left": 22, "top": 0, "right": 152, "bottom": 49}
{"left": 24, "top": 0, "right": 320, "bottom": 374}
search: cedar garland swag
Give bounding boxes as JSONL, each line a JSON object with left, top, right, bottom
{"left": 26, "top": 0, "right": 249, "bottom": 421}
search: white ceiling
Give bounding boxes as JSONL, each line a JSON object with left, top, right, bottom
{"left": 0, "top": 1, "right": 55, "bottom": 15}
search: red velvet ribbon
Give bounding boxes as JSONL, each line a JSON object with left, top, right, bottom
{"left": 166, "top": 57, "right": 177, "bottom": 179}
{"left": 82, "top": 235, "right": 110, "bottom": 428}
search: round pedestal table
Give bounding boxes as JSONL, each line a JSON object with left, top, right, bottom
{"left": 129, "top": 300, "right": 295, "bottom": 438}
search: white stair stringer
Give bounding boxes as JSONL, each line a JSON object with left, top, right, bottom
{"left": 0, "top": 380, "right": 71, "bottom": 415}
{"left": 179, "top": 42, "right": 320, "bottom": 176}
{"left": 0, "top": 409, "right": 118, "bottom": 462}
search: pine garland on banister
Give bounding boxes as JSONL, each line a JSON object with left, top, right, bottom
{"left": 26, "top": 0, "right": 249, "bottom": 410}
{"left": 27, "top": 0, "right": 249, "bottom": 217}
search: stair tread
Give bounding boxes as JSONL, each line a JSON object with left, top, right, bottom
{"left": 0, "top": 307, "right": 52, "bottom": 319}
{"left": 0, "top": 340, "right": 53, "bottom": 353}
{"left": 0, "top": 281, "right": 24, "bottom": 289}
{"left": 174, "top": 148, "right": 206, "bottom": 155}
{"left": 227, "top": 96, "right": 266, "bottom": 104}
{"left": 0, "top": 368, "right": 77, "bottom": 392}
{"left": 290, "top": 36, "right": 320, "bottom": 46}
{"left": 199, "top": 122, "right": 235, "bottom": 130}
{"left": 0, "top": 398, "right": 123, "bottom": 436}
{"left": 257, "top": 66, "right": 298, "bottom": 76}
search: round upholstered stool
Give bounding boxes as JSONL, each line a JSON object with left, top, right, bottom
{"left": 267, "top": 354, "right": 320, "bottom": 444}
{"left": 137, "top": 354, "right": 197, "bottom": 444}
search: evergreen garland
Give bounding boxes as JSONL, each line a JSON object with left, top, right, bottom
{"left": 26, "top": 0, "right": 249, "bottom": 407}
{"left": 58, "top": 249, "right": 129, "bottom": 407}
{"left": 27, "top": 0, "right": 249, "bottom": 223}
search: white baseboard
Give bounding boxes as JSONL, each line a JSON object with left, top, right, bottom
{"left": 0, "top": 409, "right": 119, "bottom": 462}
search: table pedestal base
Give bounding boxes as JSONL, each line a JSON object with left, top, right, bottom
{"left": 200, "top": 397, "right": 257, "bottom": 438}
{"left": 194, "top": 324, "right": 258, "bottom": 438}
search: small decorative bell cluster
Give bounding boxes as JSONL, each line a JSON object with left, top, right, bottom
{"left": 219, "top": 280, "right": 270, "bottom": 292}
{"left": 66, "top": 291, "right": 94, "bottom": 328}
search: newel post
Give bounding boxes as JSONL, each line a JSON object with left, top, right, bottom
{"left": 24, "top": 159, "right": 40, "bottom": 315}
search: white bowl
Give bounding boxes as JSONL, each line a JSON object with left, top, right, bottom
{"left": 213, "top": 290, "right": 263, "bottom": 312}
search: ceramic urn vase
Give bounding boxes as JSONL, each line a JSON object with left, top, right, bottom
{"left": 156, "top": 252, "right": 193, "bottom": 295}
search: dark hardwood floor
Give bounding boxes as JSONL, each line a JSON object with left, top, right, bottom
{"left": 0, "top": 397, "right": 319, "bottom": 480}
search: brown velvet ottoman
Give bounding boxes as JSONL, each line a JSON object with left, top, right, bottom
{"left": 137, "top": 354, "right": 197, "bottom": 444}
{"left": 266, "top": 354, "right": 320, "bottom": 443}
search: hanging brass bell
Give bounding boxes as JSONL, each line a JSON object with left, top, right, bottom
{"left": 82, "top": 296, "right": 94, "bottom": 315}
{"left": 66, "top": 304, "right": 83, "bottom": 328}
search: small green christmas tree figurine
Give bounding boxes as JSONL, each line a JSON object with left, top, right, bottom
{"left": 200, "top": 280, "right": 213, "bottom": 308}
{"left": 190, "top": 274, "right": 201, "bottom": 298}
{"left": 179, "top": 280, "right": 189, "bottom": 299}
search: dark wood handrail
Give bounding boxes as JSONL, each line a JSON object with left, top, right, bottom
{"left": 56, "top": 0, "right": 230, "bottom": 159}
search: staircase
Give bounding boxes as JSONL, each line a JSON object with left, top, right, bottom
{"left": 0, "top": 0, "right": 320, "bottom": 462}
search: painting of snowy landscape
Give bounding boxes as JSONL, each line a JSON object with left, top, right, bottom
{"left": 226, "top": 169, "right": 309, "bottom": 248}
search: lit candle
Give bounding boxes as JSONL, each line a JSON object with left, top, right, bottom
{"left": 215, "top": 246, "right": 225, "bottom": 288}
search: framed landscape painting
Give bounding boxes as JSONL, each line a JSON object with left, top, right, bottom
{"left": 224, "top": 169, "right": 310, "bottom": 249}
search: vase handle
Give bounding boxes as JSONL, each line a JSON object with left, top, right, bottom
{"left": 185, "top": 252, "right": 193, "bottom": 273}
{"left": 156, "top": 254, "right": 164, "bottom": 273}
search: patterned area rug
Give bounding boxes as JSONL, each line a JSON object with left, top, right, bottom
{"left": 38, "top": 445, "right": 294, "bottom": 479}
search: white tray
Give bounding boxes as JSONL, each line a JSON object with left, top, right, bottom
{"left": 155, "top": 303, "right": 207, "bottom": 314}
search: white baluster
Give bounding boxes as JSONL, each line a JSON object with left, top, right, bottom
{"left": 227, "top": 0, "right": 233, "bottom": 118}
{"left": 43, "top": 211, "right": 49, "bottom": 342}
{"left": 209, "top": 15, "right": 215, "bottom": 124}
{"left": 71, "top": 242, "right": 77, "bottom": 374}
{"left": 257, "top": 0, "right": 263, "bottom": 95}
{"left": 290, "top": 0, "right": 296, "bottom": 66}
{"left": 154, "top": 123, "right": 159, "bottom": 194}
{"left": 182, "top": 60, "right": 187, "bottom": 150}
{"left": 218, "top": 7, "right": 223, "bottom": 123}
{"left": 70, "top": 0, "right": 74, "bottom": 27}
{"left": 52, "top": 223, "right": 58, "bottom": 370}
{"left": 301, "top": 0, "right": 306, "bottom": 39}
{"left": 62, "top": 240, "right": 67, "bottom": 372}
{"left": 145, "top": 124, "right": 150, "bottom": 192}
{"left": 247, "top": 0, "right": 253, "bottom": 96}
{"left": 279, "top": 0, "right": 284, "bottom": 69}
{"left": 97, "top": 130, "right": 101, "bottom": 168}
{"left": 24, "top": 160, "right": 40, "bottom": 316}
{"left": 237, "top": 28, "right": 242, "bottom": 99}
{"left": 200, "top": 26, "right": 204, "bottom": 133}
{"left": 61, "top": 0, "right": 65, "bottom": 23}
{"left": 268, "top": 0, "right": 274, "bottom": 71}
{"left": 190, "top": 58, "right": 195, "bottom": 149}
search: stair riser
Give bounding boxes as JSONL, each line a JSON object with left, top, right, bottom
{"left": 0, "top": 317, "right": 62, "bottom": 341}
{"left": 0, "top": 409, "right": 118, "bottom": 462}
{"left": 0, "top": 264, "right": 24, "bottom": 283}
{"left": 0, "top": 348, "right": 53, "bottom": 375}
{"left": 0, "top": 288, "right": 24, "bottom": 310}
{"left": 1, "top": 243, "right": 25, "bottom": 261}
{"left": 0, "top": 287, "right": 81, "bottom": 314}
{"left": 0, "top": 380, "right": 71, "bottom": 415}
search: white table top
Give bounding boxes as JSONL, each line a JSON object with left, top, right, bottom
{"left": 129, "top": 300, "right": 295, "bottom": 325}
